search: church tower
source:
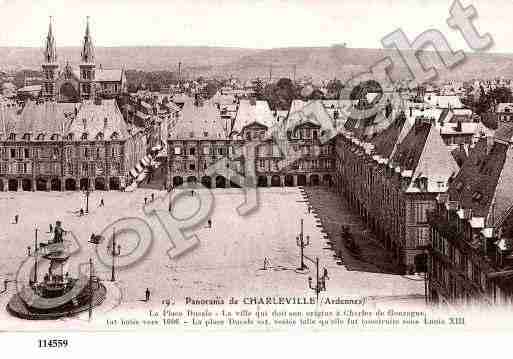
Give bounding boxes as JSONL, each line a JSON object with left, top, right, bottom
{"left": 42, "top": 17, "right": 58, "bottom": 101}
{"left": 79, "top": 16, "right": 96, "bottom": 100}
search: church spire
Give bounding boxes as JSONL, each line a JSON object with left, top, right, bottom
{"left": 81, "top": 16, "right": 95, "bottom": 63}
{"left": 44, "top": 16, "right": 57, "bottom": 63}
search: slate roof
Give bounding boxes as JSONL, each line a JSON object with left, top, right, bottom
{"left": 286, "top": 100, "right": 336, "bottom": 141}
{"left": 232, "top": 99, "right": 275, "bottom": 133}
{"left": 448, "top": 138, "right": 508, "bottom": 220}
{"left": 69, "top": 99, "right": 128, "bottom": 140}
{"left": 392, "top": 121, "right": 459, "bottom": 193}
{"left": 168, "top": 99, "right": 227, "bottom": 140}
{"left": 1, "top": 101, "right": 77, "bottom": 139}
{"left": 371, "top": 112, "right": 407, "bottom": 159}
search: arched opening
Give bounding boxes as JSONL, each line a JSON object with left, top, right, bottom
{"left": 257, "top": 176, "right": 268, "bottom": 187}
{"left": 173, "top": 176, "right": 183, "bottom": 187}
{"left": 109, "top": 177, "right": 120, "bottom": 191}
{"left": 310, "top": 174, "right": 320, "bottom": 186}
{"left": 245, "top": 176, "right": 255, "bottom": 187}
{"left": 59, "top": 81, "right": 79, "bottom": 102}
{"left": 271, "top": 175, "right": 281, "bottom": 187}
{"left": 51, "top": 178, "right": 61, "bottom": 191}
{"left": 284, "top": 175, "right": 294, "bottom": 187}
{"left": 297, "top": 175, "right": 307, "bottom": 186}
{"left": 322, "top": 174, "right": 332, "bottom": 187}
{"left": 201, "top": 176, "right": 212, "bottom": 189}
{"left": 215, "top": 176, "right": 226, "bottom": 188}
{"left": 8, "top": 179, "right": 18, "bottom": 191}
{"left": 186, "top": 176, "right": 197, "bottom": 186}
{"left": 65, "top": 178, "right": 76, "bottom": 191}
{"left": 80, "top": 178, "right": 90, "bottom": 190}
{"left": 95, "top": 177, "right": 106, "bottom": 190}
{"left": 414, "top": 253, "right": 428, "bottom": 273}
{"left": 230, "top": 176, "right": 241, "bottom": 188}
{"left": 36, "top": 178, "right": 47, "bottom": 191}
{"left": 22, "top": 179, "right": 32, "bottom": 191}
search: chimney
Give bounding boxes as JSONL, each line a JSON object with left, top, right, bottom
{"left": 455, "top": 120, "right": 462, "bottom": 132}
{"left": 82, "top": 118, "right": 87, "bottom": 130}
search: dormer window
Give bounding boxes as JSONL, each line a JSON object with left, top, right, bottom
{"left": 203, "top": 131, "right": 208, "bottom": 137}
{"left": 37, "top": 133, "right": 45, "bottom": 141}
{"left": 110, "top": 132, "right": 119, "bottom": 140}
{"left": 96, "top": 132, "right": 104, "bottom": 140}
{"left": 23, "top": 133, "right": 31, "bottom": 141}
{"left": 81, "top": 132, "right": 88, "bottom": 140}
{"left": 472, "top": 191, "right": 483, "bottom": 202}
{"left": 455, "top": 181, "right": 464, "bottom": 191}
{"left": 67, "top": 133, "right": 74, "bottom": 141}
{"left": 9, "top": 133, "right": 15, "bottom": 141}
{"left": 51, "top": 134, "right": 59, "bottom": 141}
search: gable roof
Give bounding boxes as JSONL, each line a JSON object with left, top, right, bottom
{"left": 69, "top": 99, "right": 128, "bottom": 139}
{"left": 392, "top": 121, "right": 459, "bottom": 193}
{"left": 232, "top": 99, "right": 275, "bottom": 133}
{"left": 448, "top": 138, "right": 509, "bottom": 221}
{"left": 168, "top": 99, "right": 227, "bottom": 140}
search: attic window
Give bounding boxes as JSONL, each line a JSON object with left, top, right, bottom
{"left": 51, "top": 134, "right": 59, "bottom": 140}
{"left": 67, "top": 133, "right": 74, "bottom": 141}
{"left": 9, "top": 133, "right": 15, "bottom": 141}
{"left": 81, "top": 132, "right": 88, "bottom": 140}
{"left": 472, "top": 191, "right": 483, "bottom": 201}
{"left": 37, "top": 133, "right": 45, "bottom": 141}
{"left": 189, "top": 131, "right": 194, "bottom": 138}
{"left": 203, "top": 131, "right": 208, "bottom": 137}
{"left": 110, "top": 132, "right": 119, "bottom": 140}
{"left": 96, "top": 132, "right": 104, "bottom": 140}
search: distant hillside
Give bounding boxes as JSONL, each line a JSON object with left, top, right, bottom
{"left": 0, "top": 46, "right": 258, "bottom": 73}
{"left": 216, "top": 47, "right": 513, "bottom": 83}
{"left": 2, "top": 45, "right": 513, "bottom": 82}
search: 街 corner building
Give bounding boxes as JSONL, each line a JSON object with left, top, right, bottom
{"left": 0, "top": 18, "right": 146, "bottom": 192}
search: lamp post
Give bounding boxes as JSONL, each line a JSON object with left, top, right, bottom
{"left": 111, "top": 228, "right": 121, "bottom": 282}
{"left": 296, "top": 219, "right": 310, "bottom": 270}
{"left": 84, "top": 189, "right": 90, "bottom": 214}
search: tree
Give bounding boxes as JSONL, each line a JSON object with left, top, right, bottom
{"left": 253, "top": 78, "right": 265, "bottom": 100}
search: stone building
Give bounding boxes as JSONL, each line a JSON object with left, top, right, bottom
{"left": 428, "top": 125, "right": 513, "bottom": 306}
{"left": 167, "top": 97, "right": 336, "bottom": 189}
{"left": 0, "top": 19, "right": 144, "bottom": 192}
{"left": 334, "top": 108, "right": 459, "bottom": 271}
{"left": 41, "top": 17, "right": 126, "bottom": 103}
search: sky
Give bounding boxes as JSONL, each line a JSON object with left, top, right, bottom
{"left": 0, "top": 0, "right": 512, "bottom": 52}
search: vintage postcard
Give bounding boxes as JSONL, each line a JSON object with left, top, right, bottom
{"left": 0, "top": 0, "right": 511, "bottom": 354}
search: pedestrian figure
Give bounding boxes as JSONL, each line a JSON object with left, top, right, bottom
{"left": 207, "top": 219, "right": 212, "bottom": 228}
{"left": 99, "top": 198, "right": 104, "bottom": 207}
{"left": 151, "top": 193, "right": 155, "bottom": 201}
{"left": 14, "top": 214, "right": 19, "bottom": 224}
{"left": 323, "top": 267, "right": 329, "bottom": 281}
{"left": 79, "top": 208, "right": 84, "bottom": 216}
{"left": 49, "top": 223, "right": 53, "bottom": 233}
{"left": 145, "top": 288, "right": 151, "bottom": 302}
{"left": 191, "top": 190, "right": 194, "bottom": 196}
{"left": 144, "top": 197, "right": 147, "bottom": 205}
{"left": 90, "top": 233, "right": 96, "bottom": 243}
{"left": 308, "top": 206, "right": 311, "bottom": 214}
{"left": 263, "top": 257, "right": 269, "bottom": 270}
